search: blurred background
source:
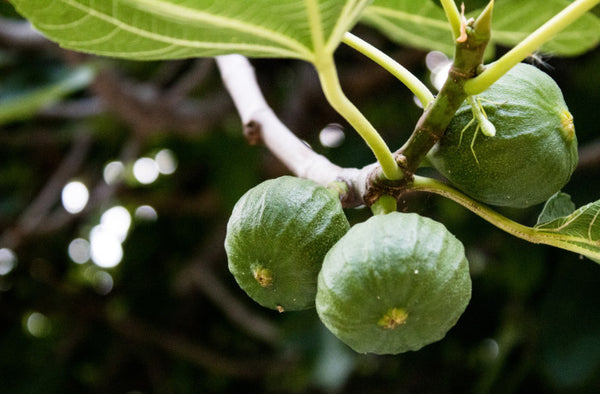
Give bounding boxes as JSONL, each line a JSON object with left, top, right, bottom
{"left": 1, "top": 1, "right": 600, "bottom": 393}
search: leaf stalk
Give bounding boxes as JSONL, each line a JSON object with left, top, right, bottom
{"left": 342, "top": 32, "right": 434, "bottom": 108}
{"left": 315, "top": 56, "right": 402, "bottom": 180}
{"left": 410, "top": 176, "right": 600, "bottom": 262}
{"left": 440, "top": 0, "right": 462, "bottom": 40}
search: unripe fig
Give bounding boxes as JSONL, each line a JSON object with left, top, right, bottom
{"left": 428, "top": 63, "right": 578, "bottom": 208}
{"left": 316, "top": 212, "right": 471, "bottom": 354}
{"left": 225, "top": 176, "right": 349, "bottom": 311}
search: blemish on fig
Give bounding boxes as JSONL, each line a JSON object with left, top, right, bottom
{"left": 253, "top": 267, "right": 273, "bottom": 287}
{"left": 378, "top": 308, "right": 409, "bottom": 330}
{"left": 276, "top": 305, "right": 284, "bottom": 313}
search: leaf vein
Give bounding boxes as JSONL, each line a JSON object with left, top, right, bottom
{"left": 52, "top": 0, "right": 313, "bottom": 60}
{"left": 364, "top": 6, "right": 451, "bottom": 30}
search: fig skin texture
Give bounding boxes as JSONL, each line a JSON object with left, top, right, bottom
{"left": 225, "top": 176, "right": 350, "bottom": 312}
{"left": 428, "top": 62, "right": 578, "bottom": 208}
{"left": 316, "top": 212, "right": 471, "bottom": 354}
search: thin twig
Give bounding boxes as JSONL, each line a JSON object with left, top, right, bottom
{"left": 0, "top": 130, "right": 93, "bottom": 249}
{"left": 39, "top": 97, "right": 105, "bottom": 119}
{"left": 92, "top": 70, "right": 232, "bottom": 135}
{"left": 109, "top": 315, "right": 294, "bottom": 378}
{"left": 0, "top": 17, "right": 51, "bottom": 49}
{"left": 174, "top": 226, "right": 282, "bottom": 346}
{"left": 164, "top": 58, "right": 215, "bottom": 104}
{"left": 577, "top": 138, "right": 600, "bottom": 170}
{"left": 37, "top": 136, "right": 141, "bottom": 235}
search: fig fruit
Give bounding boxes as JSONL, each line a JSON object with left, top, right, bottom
{"left": 428, "top": 63, "right": 578, "bottom": 208}
{"left": 316, "top": 212, "right": 471, "bottom": 354}
{"left": 225, "top": 176, "right": 349, "bottom": 311}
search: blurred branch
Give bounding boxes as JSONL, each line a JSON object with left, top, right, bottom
{"left": 0, "top": 17, "right": 52, "bottom": 49}
{"left": 92, "top": 69, "right": 232, "bottom": 136}
{"left": 39, "top": 97, "right": 105, "bottom": 119}
{"left": 577, "top": 138, "right": 600, "bottom": 170}
{"left": 38, "top": 136, "right": 141, "bottom": 234}
{"left": 0, "top": 130, "right": 93, "bottom": 249}
{"left": 40, "top": 279, "right": 296, "bottom": 380}
{"left": 109, "top": 314, "right": 294, "bottom": 378}
{"left": 0, "top": 135, "right": 140, "bottom": 246}
{"left": 164, "top": 58, "right": 215, "bottom": 104}
{"left": 175, "top": 227, "right": 282, "bottom": 346}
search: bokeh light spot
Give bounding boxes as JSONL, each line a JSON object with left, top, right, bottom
{"left": 92, "top": 270, "right": 114, "bottom": 295}
{"left": 103, "top": 161, "right": 125, "bottom": 185}
{"left": 135, "top": 205, "right": 158, "bottom": 221}
{"left": 61, "top": 181, "right": 89, "bottom": 214}
{"left": 0, "top": 248, "right": 17, "bottom": 275}
{"left": 425, "top": 51, "right": 452, "bottom": 91}
{"left": 155, "top": 149, "right": 178, "bottom": 175}
{"left": 319, "top": 124, "right": 345, "bottom": 148}
{"left": 90, "top": 225, "right": 123, "bottom": 268}
{"left": 25, "top": 312, "right": 51, "bottom": 338}
{"left": 68, "top": 238, "right": 90, "bottom": 264}
{"left": 100, "top": 206, "right": 131, "bottom": 242}
{"left": 133, "top": 157, "right": 159, "bottom": 184}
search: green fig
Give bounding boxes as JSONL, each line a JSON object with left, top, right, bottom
{"left": 317, "top": 212, "right": 471, "bottom": 354}
{"left": 429, "top": 63, "right": 578, "bottom": 208}
{"left": 225, "top": 176, "right": 349, "bottom": 311}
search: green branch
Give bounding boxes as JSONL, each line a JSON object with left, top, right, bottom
{"left": 342, "top": 32, "right": 434, "bottom": 108}
{"left": 397, "top": 3, "right": 494, "bottom": 176}
{"left": 465, "top": 0, "right": 600, "bottom": 95}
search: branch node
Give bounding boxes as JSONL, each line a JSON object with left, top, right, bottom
{"left": 243, "top": 120, "right": 263, "bottom": 145}
{"left": 363, "top": 165, "right": 412, "bottom": 207}
{"left": 395, "top": 153, "right": 409, "bottom": 169}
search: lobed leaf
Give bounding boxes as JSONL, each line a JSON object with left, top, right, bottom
{"left": 534, "top": 199, "right": 600, "bottom": 263}
{"left": 491, "top": 0, "right": 600, "bottom": 56}
{"left": 536, "top": 192, "right": 576, "bottom": 225}
{"left": 361, "top": 0, "right": 600, "bottom": 57}
{"left": 360, "top": 0, "right": 455, "bottom": 55}
{"left": 10, "top": 0, "right": 372, "bottom": 62}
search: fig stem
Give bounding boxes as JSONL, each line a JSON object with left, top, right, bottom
{"left": 315, "top": 56, "right": 403, "bottom": 181}
{"left": 439, "top": 0, "right": 462, "bottom": 40}
{"left": 342, "top": 32, "right": 434, "bottom": 108}
{"left": 371, "top": 195, "right": 397, "bottom": 215}
{"left": 410, "top": 175, "right": 535, "bottom": 242}
{"left": 410, "top": 176, "right": 600, "bottom": 260}
{"left": 464, "top": 0, "right": 600, "bottom": 95}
